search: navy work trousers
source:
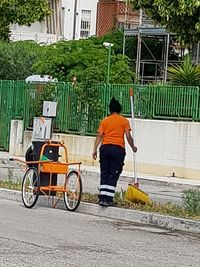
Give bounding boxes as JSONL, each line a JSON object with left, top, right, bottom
{"left": 99, "top": 144, "right": 126, "bottom": 202}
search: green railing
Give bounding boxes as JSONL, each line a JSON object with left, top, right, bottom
{"left": 0, "top": 81, "right": 14, "bottom": 150}
{"left": 133, "top": 84, "right": 199, "bottom": 120}
{"left": 152, "top": 85, "right": 199, "bottom": 120}
{"left": 0, "top": 80, "right": 200, "bottom": 151}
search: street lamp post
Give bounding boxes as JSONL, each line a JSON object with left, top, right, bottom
{"left": 103, "top": 42, "right": 114, "bottom": 84}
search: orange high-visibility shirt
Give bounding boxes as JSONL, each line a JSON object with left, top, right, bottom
{"left": 98, "top": 113, "right": 131, "bottom": 148}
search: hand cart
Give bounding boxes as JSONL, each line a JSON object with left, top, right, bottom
{"left": 12, "top": 141, "right": 82, "bottom": 212}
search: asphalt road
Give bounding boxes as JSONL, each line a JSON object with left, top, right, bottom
{"left": 1, "top": 199, "right": 200, "bottom": 267}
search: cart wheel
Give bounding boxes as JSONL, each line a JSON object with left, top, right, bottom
{"left": 64, "top": 170, "right": 82, "bottom": 212}
{"left": 22, "top": 167, "right": 39, "bottom": 209}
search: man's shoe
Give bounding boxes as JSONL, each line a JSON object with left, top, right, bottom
{"left": 108, "top": 201, "right": 116, "bottom": 207}
{"left": 98, "top": 200, "right": 104, "bottom": 206}
{"left": 99, "top": 201, "right": 109, "bottom": 207}
{"left": 102, "top": 201, "right": 109, "bottom": 207}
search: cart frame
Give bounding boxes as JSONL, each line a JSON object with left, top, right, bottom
{"left": 13, "top": 141, "right": 82, "bottom": 211}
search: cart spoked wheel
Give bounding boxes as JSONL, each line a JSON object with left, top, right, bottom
{"left": 22, "top": 167, "right": 40, "bottom": 208}
{"left": 64, "top": 170, "right": 82, "bottom": 212}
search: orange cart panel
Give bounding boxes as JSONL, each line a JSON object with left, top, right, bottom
{"left": 41, "top": 162, "right": 68, "bottom": 174}
{"left": 40, "top": 185, "right": 66, "bottom": 192}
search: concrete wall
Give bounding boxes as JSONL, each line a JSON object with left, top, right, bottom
{"left": 9, "top": 120, "right": 23, "bottom": 156}
{"left": 9, "top": 119, "right": 200, "bottom": 180}
{"left": 125, "top": 119, "right": 200, "bottom": 180}
{"left": 11, "top": 21, "right": 47, "bottom": 34}
{"left": 10, "top": 30, "right": 60, "bottom": 44}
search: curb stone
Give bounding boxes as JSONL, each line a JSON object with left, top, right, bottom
{"left": 0, "top": 164, "right": 186, "bottom": 207}
{"left": 1, "top": 158, "right": 200, "bottom": 189}
{"left": 1, "top": 188, "right": 200, "bottom": 235}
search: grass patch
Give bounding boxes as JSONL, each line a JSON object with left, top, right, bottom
{"left": 0, "top": 180, "right": 21, "bottom": 190}
{"left": 1, "top": 180, "right": 200, "bottom": 221}
{"left": 82, "top": 191, "right": 198, "bottom": 220}
{"left": 183, "top": 189, "right": 200, "bottom": 216}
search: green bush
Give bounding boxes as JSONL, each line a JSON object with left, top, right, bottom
{"left": 0, "top": 41, "right": 42, "bottom": 80}
{"left": 182, "top": 189, "right": 200, "bottom": 215}
{"left": 168, "top": 55, "right": 200, "bottom": 86}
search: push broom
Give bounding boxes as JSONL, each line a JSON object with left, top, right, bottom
{"left": 125, "top": 88, "right": 152, "bottom": 205}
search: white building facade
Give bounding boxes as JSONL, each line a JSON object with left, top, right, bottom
{"left": 62, "top": 0, "right": 98, "bottom": 40}
{"left": 10, "top": 0, "right": 98, "bottom": 43}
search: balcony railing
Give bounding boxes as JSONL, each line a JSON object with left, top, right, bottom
{"left": 10, "top": 30, "right": 64, "bottom": 44}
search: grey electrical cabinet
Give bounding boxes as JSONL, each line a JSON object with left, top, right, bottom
{"left": 32, "top": 117, "right": 52, "bottom": 142}
{"left": 43, "top": 101, "right": 57, "bottom": 117}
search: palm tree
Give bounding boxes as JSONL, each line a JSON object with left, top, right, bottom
{"left": 168, "top": 55, "right": 200, "bottom": 86}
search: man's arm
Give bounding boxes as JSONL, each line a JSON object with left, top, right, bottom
{"left": 92, "top": 132, "right": 103, "bottom": 160}
{"left": 125, "top": 129, "right": 137, "bottom": 153}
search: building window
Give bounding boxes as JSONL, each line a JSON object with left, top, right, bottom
{"left": 80, "top": 9, "right": 91, "bottom": 38}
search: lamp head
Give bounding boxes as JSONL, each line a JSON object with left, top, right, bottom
{"left": 103, "top": 42, "right": 114, "bottom": 48}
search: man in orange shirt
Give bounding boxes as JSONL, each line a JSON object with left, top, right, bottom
{"left": 92, "top": 97, "right": 137, "bottom": 207}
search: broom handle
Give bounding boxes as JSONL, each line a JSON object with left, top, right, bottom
{"left": 130, "top": 88, "right": 138, "bottom": 184}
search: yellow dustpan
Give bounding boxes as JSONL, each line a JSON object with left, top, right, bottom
{"left": 125, "top": 88, "right": 152, "bottom": 205}
{"left": 126, "top": 184, "right": 152, "bottom": 205}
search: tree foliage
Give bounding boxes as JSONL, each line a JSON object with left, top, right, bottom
{"left": 0, "top": 41, "right": 42, "bottom": 80}
{"left": 33, "top": 38, "right": 135, "bottom": 84}
{"left": 0, "top": 0, "right": 50, "bottom": 41}
{"left": 90, "top": 30, "right": 124, "bottom": 55}
{"left": 0, "top": 32, "right": 135, "bottom": 82}
{"left": 31, "top": 36, "right": 135, "bottom": 127}
{"left": 129, "top": 0, "right": 200, "bottom": 45}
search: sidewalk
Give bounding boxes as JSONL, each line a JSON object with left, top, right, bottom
{"left": 1, "top": 152, "right": 200, "bottom": 206}
{"left": 1, "top": 151, "right": 200, "bottom": 234}
{"left": 80, "top": 164, "right": 200, "bottom": 206}
{"left": 84, "top": 164, "right": 200, "bottom": 187}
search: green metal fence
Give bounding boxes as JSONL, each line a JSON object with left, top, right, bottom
{"left": 152, "top": 85, "right": 199, "bottom": 120}
{"left": 0, "top": 80, "right": 200, "bottom": 151}
{"left": 0, "top": 81, "right": 13, "bottom": 150}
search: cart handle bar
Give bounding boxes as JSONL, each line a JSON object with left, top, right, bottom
{"left": 9, "top": 158, "right": 82, "bottom": 166}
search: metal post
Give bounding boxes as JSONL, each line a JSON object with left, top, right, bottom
{"left": 107, "top": 45, "right": 112, "bottom": 84}
{"left": 122, "top": 0, "right": 128, "bottom": 57}
{"left": 196, "top": 42, "right": 200, "bottom": 65}
{"left": 136, "top": 33, "right": 142, "bottom": 81}
{"left": 164, "top": 33, "right": 170, "bottom": 83}
{"left": 103, "top": 42, "right": 114, "bottom": 84}
{"left": 136, "top": 9, "right": 142, "bottom": 82}
{"left": 122, "top": 30, "right": 126, "bottom": 58}
{"left": 73, "top": 0, "right": 78, "bottom": 40}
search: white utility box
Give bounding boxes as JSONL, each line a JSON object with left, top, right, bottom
{"left": 32, "top": 117, "right": 52, "bottom": 141}
{"left": 43, "top": 101, "right": 57, "bottom": 117}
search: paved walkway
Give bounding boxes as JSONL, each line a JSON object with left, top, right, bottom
{"left": 1, "top": 152, "right": 200, "bottom": 206}
{"left": 1, "top": 152, "right": 200, "bottom": 234}
{"left": 80, "top": 164, "right": 200, "bottom": 205}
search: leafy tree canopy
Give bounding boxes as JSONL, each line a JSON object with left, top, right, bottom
{"left": 129, "top": 0, "right": 200, "bottom": 45}
{"left": 0, "top": 41, "right": 43, "bottom": 80}
{"left": 0, "top": 32, "right": 135, "bottom": 82}
{"left": 33, "top": 38, "right": 135, "bottom": 84}
{"left": 0, "top": 0, "right": 50, "bottom": 41}
{"left": 90, "top": 30, "right": 124, "bottom": 55}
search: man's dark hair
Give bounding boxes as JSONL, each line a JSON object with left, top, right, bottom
{"left": 109, "top": 97, "right": 122, "bottom": 114}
